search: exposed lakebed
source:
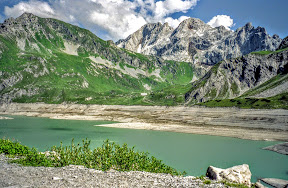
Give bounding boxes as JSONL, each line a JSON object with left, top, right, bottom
{"left": 0, "top": 115, "right": 287, "bottom": 183}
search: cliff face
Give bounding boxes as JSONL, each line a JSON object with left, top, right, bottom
{"left": 277, "top": 36, "right": 288, "bottom": 50}
{"left": 117, "top": 18, "right": 281, "bottom": 66}
{"left": 0, "top": 13, "right": 194, "bottom": 104}
{"left": 185, "top": 49, "right": 288, "bottom": 103}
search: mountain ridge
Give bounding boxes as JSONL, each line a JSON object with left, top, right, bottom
{"left": 0, "top": 13, "right": 287, "bottom": 108}
{"left": 117, "top": 17, "right": 281, "bottom": 67}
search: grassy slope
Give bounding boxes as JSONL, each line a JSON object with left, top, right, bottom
{"left": 250, "top": 47, "right": 288, "bottom": 55}
{"left": 197, "top": 92, "right": 288, "bottom": 109}
{"left": 0, "top": 16, "right": 194, "bottom": 105}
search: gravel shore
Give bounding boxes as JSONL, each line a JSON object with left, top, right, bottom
{"left": 0, "top": 154, "right": 226, "bottom": 188}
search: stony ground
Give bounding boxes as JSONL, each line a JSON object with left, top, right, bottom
{"left": 0, "top": 155, "right": 226, "bottom": 188}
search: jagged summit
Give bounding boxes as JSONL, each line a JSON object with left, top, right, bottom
{"left": 117, "top": 21, "right": 173, "bottom": 54}
{"left": 117, "top": 18, "right": 282, "bottom": 66}
{"left": 176, "top": 17, "right": 208, "bottom": 31}
{"left": 277, "top": 36, "right": 288, "bottom": 50}
{"left": 3, "top": 12, "right": 37, "bottom": 23}
{"left": 19, "top": 12, "right": 36, "bottom": 18}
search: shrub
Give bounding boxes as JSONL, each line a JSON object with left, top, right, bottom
{"left": 0, "top": 138, "right": 31, "bottom": 156}
{"left": 1, "top": 138, "right": 185, "bottom": 176}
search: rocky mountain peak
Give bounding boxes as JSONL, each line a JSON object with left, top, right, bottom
{"left": 14, "top": 12, "right": 39, "bottom": 24}
{"left": 116, "top": 21, "right": 173, "bottom": 53}
{"left": 272, "top": 34, "right": 280, "bottom": 40}
{"left": 277, "top": 36, "right": 288, "bottom": 50}
{"left": 141, "top": 22, "right": 173, "bottom": 36}
{"left": 18, "top": 12, "right": 37, "bottom": 19}
{"left": 244, "top": 22, "right": 253, "bottom": 31}
{"left": 215, "top": 25, "right": 227, "bottom": 32}
{"left": 177, "top": 17, "right": 207, "bottom": 31}
{"left": 117, "top": 17, "right": 282, "bottom": 68}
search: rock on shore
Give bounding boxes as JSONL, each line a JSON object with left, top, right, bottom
{"left": 263, "top": 143, "right": 288, "bottom": 155}
{"left": 206, "top": 164, "right": 252, "bottom": 187}
{"left": 261, "top": 178, "right": 288, "bottom": 188}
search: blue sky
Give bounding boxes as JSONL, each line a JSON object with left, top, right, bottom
{"left": 0, "top": 0, "right": 287, "bottom": 41}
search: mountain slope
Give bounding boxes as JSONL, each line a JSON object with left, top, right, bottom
{"left": 0, "top": 13, "right": 194, "bottom": 105}
{"left": 185, "top": 47, "right": 288, "bottom": 108}
{"left": 117, "top": 18, "right": 281, "bottom": 68}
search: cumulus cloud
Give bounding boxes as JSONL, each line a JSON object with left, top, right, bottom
{"left": 4, "top": 0, "right": 199, "bottom": 40}
{"left": 154, "top": 0, "right": 197, "bottom": 20}
{"left": 4, "top": 0, "right": 55, "bottom": 19}
{"left": 207, "top": 15, "right": 235, "bottom": 30}
{"left": 164, "top": 16, "right": 189, "bottom": 28}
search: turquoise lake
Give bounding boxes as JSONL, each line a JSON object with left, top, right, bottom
{"left": 0, "top": 115, "right": 287, "bottom": 183}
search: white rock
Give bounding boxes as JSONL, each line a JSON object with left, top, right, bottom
{"left": 52, "top": 177, "right": 62, "bottom": 180}
{"left": 206, "top": 164, "right": 252, "bottom": 187}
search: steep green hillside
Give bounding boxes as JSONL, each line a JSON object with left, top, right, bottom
{"left": 0, "top": 13, "right": 194, "bottom": 105}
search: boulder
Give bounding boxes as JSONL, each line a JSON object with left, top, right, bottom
{"left": 261, "top": 178, "right": 288, "bottom": 188}
{"left": 263, "top": 143, "right": 288, "bottom": 155}
{"left": 255, "top": 181, "right": 267, "bottom": 188}
{"left": 206, "top": 164, "right": 252, "bottom": 187}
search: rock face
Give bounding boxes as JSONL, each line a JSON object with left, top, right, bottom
{"left": 263, "top": 142, "right": 288, "bottom": 155}
{"left": 185, "top": 49, "right": 288, "bottom": 103}
{"left": 206, "top": 164, "right": 252, "bottom": 187}
{"left": 117, "top": 18, "right": 281, "bottom": 66}
{"left": 277, "top": 36, "right": 288, "bottom": 50}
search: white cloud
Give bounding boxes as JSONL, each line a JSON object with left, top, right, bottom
{"left": 207, "top": 15, "right": 235, "bottom": 30}
{"left": 154, "top": 0, "right": 197, "bottom": 20}
{"left": 4, "top": 0, "right": 55, "bottom": 19}
{"left": 4, "top": 0, "right": 199, "bottom": 40}
{"left": 164, "top": 16, "right": 189, "bottom": 28}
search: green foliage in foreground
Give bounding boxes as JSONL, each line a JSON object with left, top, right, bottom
{"left": 0, "top": 138, "right": 185, "bottom": 176}
{"left": 197, "top": 93, "right": 288, "bottom": 109}
{"left": 221, "top": 181, "right": 254, "bottom": 188}
{"left": 0, "top": 138, "right": 31, "bottom": 156}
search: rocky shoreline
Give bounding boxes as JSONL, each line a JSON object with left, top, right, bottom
{"left": 0, "top": 154, "right": 226, "bottom": 188}
{"left": 1, "top": 103, "right": 288, "bottom": 141}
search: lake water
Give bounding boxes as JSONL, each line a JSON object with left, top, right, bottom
{"left": 0, "top": 115, "right": 287, "bottom": 183}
